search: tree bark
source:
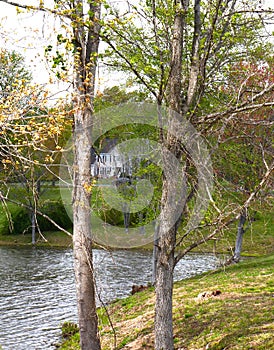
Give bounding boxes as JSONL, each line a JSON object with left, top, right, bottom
{"left": 155, "top": 224, "right": 176, "bottom": 350}
{"left": 72, "top": 1, "right": 101, "bottom": 349}
{"left": 154, "top": 2, "right": 185, "bottom": 349}
{"left": 233, "top": 209, "right": 247, "bottom": 263}
{"left": 152, "top": 222, "right": 159, "bottom": 286}
{"left": 31, "top": 210, "right": 36, "bottom": 245}
{"left": 73, "top": 123, "right": 101, "bottom": 348}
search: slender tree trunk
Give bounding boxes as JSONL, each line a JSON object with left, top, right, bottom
{"left": 233, "top": 209, "right": 247, "bottom": 263}
{"left": 123, "top": 202, "right": 130, "bottom": 233}
{"left": 73, "top": 121, "right": 100, "bottom": 349}
{"left": 31, "top": 210, "right": 36, "bottom": 244}
{"left": 72, "top": 1, "right": 101, "bottom": 349}
{"left": 154, "top": 2, "right": 185, "bottom": 348}
{"left": 31, "top": 174, "right": 39, "bottom": 245}
{"left": 155, "top": 225, "right": 175, "bottom": 350}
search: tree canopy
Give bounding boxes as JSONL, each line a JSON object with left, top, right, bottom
{"left": 0, "top": 0, "right": 273, "bottom": 349}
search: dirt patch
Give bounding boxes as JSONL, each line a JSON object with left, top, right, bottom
{"left": 123, "top": 335, "right": 154, "bottom": 349}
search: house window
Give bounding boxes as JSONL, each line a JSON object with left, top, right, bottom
{"left": 99, "top": 167, "right": 107, "bottom": 175}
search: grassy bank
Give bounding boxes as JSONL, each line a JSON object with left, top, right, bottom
{"left": 59, "top": 253, "right": 274, "bottom": 349}
{"left": 0, "top": 230, "right": 72, "bottom": 247}
{"left": 189, "top": 208, "right": 273, "bottom": 257}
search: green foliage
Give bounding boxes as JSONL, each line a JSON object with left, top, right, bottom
{"left": 0, "top": 204, "right": 30, "bottom": 236}
{"left": 102, "top": 0, "right": 272, "bottom": 107}
{"left": 92, "top": 178, "right": 160, "bottom": 229}
{"left": 44, "top": 33, "right": 72, "bottom": 79}
{"left": 97, "top": 2, "right": 274, "bottom": 262}
{"left": 0, "top": 198, "right": 72, "bottom": 236}
{"left": 101, "top": 2, "right": 175, "bottom": 96}
{"left": 61, "top": 322, "right": 79, "bottom": 339}
{"left": 214, "top": 141, "right": 265, "bottom": 191}
{"left": 38, "top": 200, "right": 72, "bottom": 231}
{"left": 94, "top": 85, "right": 149, "bottom": 112}
{"left": 0, "top": 206, "right": 31, "bottom": 236}
{"left": 11, "top": 206, "right": 31, "bottom": 235}
{"left": 0, "top": 48, "right": 32, "bottom": 100}
{"left": 97, "top": 206, "right": 124, "bottom": 226}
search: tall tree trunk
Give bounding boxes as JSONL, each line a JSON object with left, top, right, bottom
{"left": 73, "top": 120, "right": 100, "bottom": 349}
{"left": 72, "top": 1, "right": 101, "bottom": 349}
{"left": 154, "top": 2, "right": 185, "bottom": 349}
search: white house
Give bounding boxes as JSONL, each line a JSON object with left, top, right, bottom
{"left": 91, "top": 150, "right": 124, "bottom": 178}
{"left": 91, "top": 138, "right": 153, "bottom": 179}
{"left": 91, "top": 138, "right": 133, "bottom": 178}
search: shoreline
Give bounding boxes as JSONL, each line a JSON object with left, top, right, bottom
{"left": 0, "top": 232, "right": 269, "bottom": 259}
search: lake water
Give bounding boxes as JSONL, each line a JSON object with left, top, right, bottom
{"left": 0, "top": 246, "right": 219, "bottom": 349}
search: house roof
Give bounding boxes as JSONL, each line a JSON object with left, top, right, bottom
{"left": 91, "top": 138, "right": 119, "bottom": 163}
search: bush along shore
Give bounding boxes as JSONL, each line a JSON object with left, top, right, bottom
{"left": 0, "top": 199, "right": 73, "bottom": 247}
{"left": 58, "top": 253, "right": 274, "bottom": 350}
{"left": 0, "top": 198, "right": 273, "bottom": 255}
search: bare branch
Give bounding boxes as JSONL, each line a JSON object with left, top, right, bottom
{"left": 184, "top": 0, "right": 201, "bottom": 110}
{"left": 0, "top": 0, "right": 61, "bottom": 16}
{"left": 101, "top": 34, "right": 158, "bottom": 99}
{"left": 200, "top": 84, "right": 274, "bottom": 125}
{"left": 0, "top": 192, "right": 73, "bottom": 237}
{"left": 175, "top": 161, "right": 274, "bottom": 264}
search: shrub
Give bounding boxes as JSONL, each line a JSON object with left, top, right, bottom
{"left": 38, "top": 200, "right": 72, "bottom": 231}
{"left": 0, "top": 200, "right": 72, "bottom": 235}
{"left": 98, "top": 207, "right": 124, "bottom": 226}
{"left": 12, "top": 206, "right": 31, "bottom": 234}
{"left": 0, "top": 206, "right": 31, "bottom": 235}
{"left": 61, "top": 321, "right": 79, "bottom": 339}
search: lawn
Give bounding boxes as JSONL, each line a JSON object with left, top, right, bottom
{"left": 58, "top": 254, "right": 274, "bottom": 349}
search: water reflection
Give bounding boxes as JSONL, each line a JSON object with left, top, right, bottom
{"left": 0, "top": 246, "right": 219, "bottom": 349}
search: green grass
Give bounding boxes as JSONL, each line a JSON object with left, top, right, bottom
{"left": 58, "top": 254, "right": 274, "bottom": 349}
{"left": 0, "top": 230, "right": 72, "bottom": 247}
{"left": 171, "top": 254, "right": 274, "bottom": 349}
{"left": 177, "top": 198, "right": 274, "bottom": 257}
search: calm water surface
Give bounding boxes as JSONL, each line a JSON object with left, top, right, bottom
{"left": 0, "top": 246, "right": 219, "bottom": 349}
